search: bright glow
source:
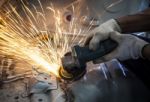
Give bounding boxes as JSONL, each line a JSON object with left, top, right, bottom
{"left": 0, "top": 1, "right": 86, "bottom": 77}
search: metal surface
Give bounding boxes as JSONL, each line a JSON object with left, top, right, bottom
{"left": 32, "top": 68, "right": 58, "bottom": 90}
{"left": 67, "top": 59, "right": 150, "bottom": 102}
{"left": 28, "top": 68, "right": 56, "bottom": 102}
{"left": 0, "top": 57, "right": 150, "bottom": 102}
{"left": 29, "top": 67, "right": 67, "bottom": 102}
{"left": 0, "top": 57, "right": 64, "bottom": 102}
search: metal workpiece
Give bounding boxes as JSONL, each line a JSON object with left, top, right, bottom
{"left": 0, "top": 58, "right": 150, "bottom": 102}
{"left": 29, "top": 69, "right": 65, "bottom": 102}
{"left": 65, "top": 59, "right": 150, "bottom": 102}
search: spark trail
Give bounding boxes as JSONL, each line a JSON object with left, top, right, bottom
{"left": 0, "top": 1, "right": 85, "bottom": 77}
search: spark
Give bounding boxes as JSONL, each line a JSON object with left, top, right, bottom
{"left": 0, "top": 1, "right": 86, "bottom": 77}
{"left": 0, "top": 0, "right": 121, "bottom": 77}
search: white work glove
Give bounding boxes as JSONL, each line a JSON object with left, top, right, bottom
{"left": 84, "top": 19, "right": 121, "bottom": 50}
{"left": 86, "top": 31, "right": 148, "bottom": 62}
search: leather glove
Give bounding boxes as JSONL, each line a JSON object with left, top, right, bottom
{"left": 88, "top": 31, "right": 148, "bottom": 62}
{"left": 84, "top": 19, "right": 121, "bottom": 50}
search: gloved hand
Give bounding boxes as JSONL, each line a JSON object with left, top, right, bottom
{"left": 84, "top": 19, "right": 121, "bottom": 50}
{"left": 85, "top": 31, "right": 148, "bottom": 62}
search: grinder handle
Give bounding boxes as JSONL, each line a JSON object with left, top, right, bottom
{"left": 73, "top": 39, "right": 118, "bottom": 63}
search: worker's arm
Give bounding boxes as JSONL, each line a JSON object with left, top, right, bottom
{"left": 117, "top": 8, "right": 150, "bottom": 33}
{"left": 117, "top": 8, "right": 150, "bottom": 60}
{"left": 84, "top": 8, "right": 150, "bottom": 61}
{"left": 142, "top": 44, "right": 150, "bottom": 60}
{"left": 85, "top": 8, "right": 150, "bottom": 50}
{"left": 119, "top": 8, "right": 150, "bottom": 88}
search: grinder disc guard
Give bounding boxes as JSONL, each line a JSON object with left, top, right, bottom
{"left": 59, "top": 66, "right": 86, "bottom": 81}
{"left": 59, "top": 52, "right": 86, "bottom": 81}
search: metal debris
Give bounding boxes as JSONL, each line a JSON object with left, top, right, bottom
{"left": 59, "top": 81, "right": 74, "bottom": 102}
{"left": 29, "top": 67, "right": 58, "bottom": 102}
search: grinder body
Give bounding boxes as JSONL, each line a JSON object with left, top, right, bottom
{"left": 59, "top": 39, "right": 118, "bottom": 81}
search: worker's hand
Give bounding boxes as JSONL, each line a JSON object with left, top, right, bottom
{"left": 84, "top": 19, "right": 121, "bottom": 50}
{"left": 91, "top": 32, "right": 148, "bottom": 62}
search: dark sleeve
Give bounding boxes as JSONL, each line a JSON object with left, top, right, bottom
{"left": 116, "top": 8, "right": 150, "bottom": 33}
{"left": 121, "top": 36, "right": 150, "bottom": 89}
{"left": 121, "top": 59, "right": 150, "bottom": 89}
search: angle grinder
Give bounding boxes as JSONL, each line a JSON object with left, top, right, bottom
{"left": 59, "top": 38, "right": 118, "bottom": 81}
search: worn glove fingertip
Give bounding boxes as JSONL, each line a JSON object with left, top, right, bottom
{"left": 84, "top": 35, "right": 93, "bottom": 46}
{"left": 89, "top": 42, "right": 96, "bottom": 50}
